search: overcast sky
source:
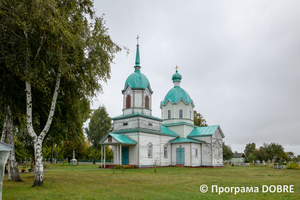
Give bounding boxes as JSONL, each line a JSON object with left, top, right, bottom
{"left": 88, "top": 0, "right": 300, "bottom": 155}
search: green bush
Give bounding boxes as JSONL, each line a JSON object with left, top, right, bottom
{"left": 28, "top": 168, "right": 33, "bottom": 172}
{"left": 287, "top": 162, "right": 300, "bottom": 170}
{"left": 21, "top": 168, "right": 25, "bottom": 173}
{"left": 98, "top": 165, "right": 102, "bottom": 168}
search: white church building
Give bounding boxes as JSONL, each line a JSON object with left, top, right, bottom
{"left": 100, "top": 41, "right": 225, "bottom": 168}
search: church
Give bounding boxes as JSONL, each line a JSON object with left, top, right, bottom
{"left": 99, "top": 40, "right": 225, "bottom": 168}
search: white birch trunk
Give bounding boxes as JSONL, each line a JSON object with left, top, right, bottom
{"left": 1, "top": 106, "right": 22, "bottom": 182}
{"left": 26, "top": 67, "right": 61, "bottom": 186}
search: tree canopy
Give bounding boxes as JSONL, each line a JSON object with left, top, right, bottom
{"left": 0, "top": 0, "right": 121, "bottom": 186}
{"left": 85, "top": 106, "right": 111, "bottom": 164}
{"left": 193, "top": 110, "right": 207, "bottom": 127}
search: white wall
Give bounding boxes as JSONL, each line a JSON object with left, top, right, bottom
{"left": 161, "top": 101, "right": 194, "bottom": 124}
{"left": 171, "top": 143, "right": 191, "bottom": 166}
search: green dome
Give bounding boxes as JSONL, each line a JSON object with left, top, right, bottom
{"left": 161, "top": 86, "right": 193, "bottom": 105}
{"left": 124, "top": 70, "right": 150, "bottom": 89}
{"left": 172, "top": 70, "right": 182, "bottom": 82}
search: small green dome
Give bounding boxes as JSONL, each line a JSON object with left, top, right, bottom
{"left": 124, "top": 70, "right": 150, "bottom": 89}
{"left": 161, "top": 86, "right": 193, "bottom": 105}
{"left": 172, "top": 70, "right": 182, "bottom": 82}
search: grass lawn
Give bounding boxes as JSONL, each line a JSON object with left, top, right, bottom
{"left": 3, "top": 164, "right": 300, "bottom": 200}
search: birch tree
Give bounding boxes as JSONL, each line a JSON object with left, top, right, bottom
{"left": 0, "top": 0, "right": 121, "bottom": 186}
{"left": 1, "top": 107, "right": 22, "bottom": 182}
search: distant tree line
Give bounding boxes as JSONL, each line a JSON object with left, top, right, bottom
{"left": 223, "top": 142, "right": 299, "bottom": 163}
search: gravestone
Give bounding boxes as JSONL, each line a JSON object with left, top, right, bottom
{"left": 70, "top": 150, "right": 77, "bottom": 166}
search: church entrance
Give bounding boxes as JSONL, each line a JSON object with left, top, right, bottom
{"left": 122, "top": 147, "right": 129, "bottom": 165}
{"left": 176, "top": 148, "right": 184, "bottom": 165}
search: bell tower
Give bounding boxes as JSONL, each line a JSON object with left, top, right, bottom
{"left": 122, "top": 37, "right": 153, "bottom": 115}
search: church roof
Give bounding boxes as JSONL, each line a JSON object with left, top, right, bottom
{"left": 124, "top": 70, "right": 151, "bottom": 90}
{"left": 160, "top": 126, "right": 180, "bottom": 137}
{"left": 188, "top": 125, "right": 225, "bottom": 138}
{"left": 161, "top": 86, "right": 194, "bottom": 107}
{"left": 170, "top": 138, "right": 202, "bottom": 144}
{"left": 112, "top": 112, "right": 162, "bottom": 121}
{"left": 172, "top": 70, "right": 182, "bottom": 82}
{"left": 100, "top": 133, "right": 137, "bottom": 145}
{"left": 123, "top": 42, "right": 152, "bottom": 92}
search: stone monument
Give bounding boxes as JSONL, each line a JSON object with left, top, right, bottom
{"left": 70, "top": 150, "right": 77, "bottom": 166}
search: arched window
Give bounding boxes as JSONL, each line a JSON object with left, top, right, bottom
{"left": 126, "top": 95, "right": 131, "bottom": 108}
{"left": 148, "top": 144, "right": 153, "bottom": 157}
{"left": 164, "top": 146, "right": 168, "bottom": 158}
{"left": 145, "top": 96, "right": 149, "bottom": 109}
{"left": 179, "top": 109, "right": 183, "bottom": 119}
{"left": 168, "top": 110, "right": 171, "bottom": 119}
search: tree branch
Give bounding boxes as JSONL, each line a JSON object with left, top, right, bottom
{"left": 32, "top": 32, "right": 45, "bottom": 64}
{"left": 0, "top": 24, "right": 22, "bottom": 39}
{"left": 39, "top": 67, "right": 62, "bottom": 140}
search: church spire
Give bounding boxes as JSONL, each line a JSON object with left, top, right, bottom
{"left": 134, "top": 35, "right": 141, "bottom": 72}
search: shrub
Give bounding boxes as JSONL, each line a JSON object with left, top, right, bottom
{"left": 287, "top": 162, "right": 300, "bottom": 170}
{"left": 28, "top": 168, "right": 33, "bottom": 172}
{"left": 98, "top": 165, "right": 102, "bottom": 168}
{"left": 21, "top": 168, "right": 25, "bottom": 173}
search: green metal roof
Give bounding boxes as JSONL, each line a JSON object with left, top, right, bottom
{"left": 112, "top": 126, "right": 179, "bottom": 137}
{"left": 112, "top": 112, "right": 162, "bottom": 121}
{"left": 172, "top": 70, "right": 182, "bottom": 82}
{"left": 161, "top": 86, "right": 194, "bottom": 106}
{"left": 162, "top": 121, "right": 197, "bottom": 128}
{"left": 160, "top": 126, "right": 180, "bottom": 137}
{"left": 188, "top": 125, "right": 224, "bottom": 138}
{"left": 109, "top": 133, "right": 137, "bottom": 144}
{"left": 135, "top": 45, "right": 140, "bottom": 66}
{"left": 124, "top": 70, "right": 151, "bottom": 90}
{"left": 171, "top": 138, "right": 202, "bottom": 144}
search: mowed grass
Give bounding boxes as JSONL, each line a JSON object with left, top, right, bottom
{"left": 3, "top": 164, "right": 300, "bottom": 200}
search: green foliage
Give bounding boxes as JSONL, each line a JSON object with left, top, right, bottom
{"left": 223, "top": 142, "right": 233, "bottom": 160}
{"left": 244, "top": 143, "right": 256, "bottom": 161}
{"left": 85, "top": 106, "right": 111, "bottom": 163}
{"left": 193, "top": 110, "right": 207, "bottom": 127}
{"left": 287, "top": 162, "right": 300, "bottom": 170}
{"left": 14, "top": 138, "right": 28, "bottom": 162}
{"left": 263, "top": 142, "right": 287, "bottom": 162}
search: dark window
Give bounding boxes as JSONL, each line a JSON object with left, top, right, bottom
{"left": 164, "top": 146, "right": 168, "bottom": 157}
{"left": 123, "top": 122, "right": 128, "bottom": 126}
{"left": 148, "top": 144, "right": 152, "bottom": 157}
{"left": 145, "top": 96, "right": 149, "bottom": 109}
{"left": 179, "top": 109, "right": 183, "bottom": 119}
{"left": 168, "top": 110, "right": 171, "bottom": 119}
{"left": 148, "top": 123, "right": 152, "bottom": 126}
{"left": 108, "top": 136, "right": 112, "bottom": 143}
{"left": 126, "top": 95, "right": 131, "bottom": 108}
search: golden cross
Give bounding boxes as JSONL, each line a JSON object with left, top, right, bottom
{"left": 136, "top": 35, "right": 139, "bottom": 45}
{"left": 175, "top": 65, "right": 179, "bottom": 71}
